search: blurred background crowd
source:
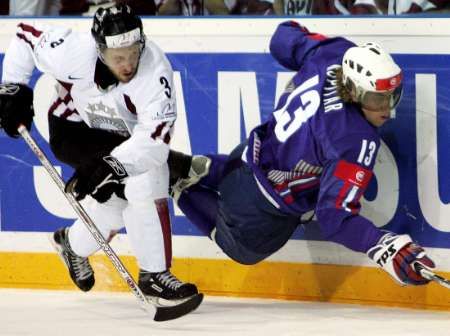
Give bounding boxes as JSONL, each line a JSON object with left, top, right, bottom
{"left": 1, "top": 0, "right": 450, "bottom": 16}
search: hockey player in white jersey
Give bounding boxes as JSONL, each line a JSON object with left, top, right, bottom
{"left": 0, "top": 4, "right": 202, "bottom": 313}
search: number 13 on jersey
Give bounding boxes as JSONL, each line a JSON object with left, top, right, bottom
{"left": 357, "top": 139, "right": 376, "bottom": 167}
{"left": 273, "top": 75, "right": 320, "bottom": 142}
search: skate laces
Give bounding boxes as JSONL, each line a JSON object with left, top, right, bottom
{"left": 69, "top": 254, "right": 93, "bottom": 280}
{"left": 61, "top": 231, "right": 93, "bottom": 281}
{"left": 156, "top": 271, "right": 184, "bottom": 290}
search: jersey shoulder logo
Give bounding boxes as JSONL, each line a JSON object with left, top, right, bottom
{"left": 334, "top": 160, "right": 372, "bottom": 188}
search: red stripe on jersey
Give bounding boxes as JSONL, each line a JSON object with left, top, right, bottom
{"left": 154, "top": 198, "right": 172, "bottom": 269}
{"left": 375, "top": 72, "right": 402, "bottom": 91}
{"left": 291, "top": 179, "right": 320, "bottom": 193}
{"left": 63, "top": 93, "right": 72, "bottom": 105}
{"left": 293, "top": 21, "right": 327, "bottom": 41}
{"left": 16, "top": 33, "right": 34, "bottom": 49}
{"left": 60, "top": 108, "right": 77, "bottom": 119}
{"left": 352, "top": 188, "right": 365, "bottom": 212}
{"left": 349, "top": 189, "right": 362, "bottom": 214}
{"left": 49, "top": 81, "right": 79, "bottom": 119}
{"left": 308, "top": 33, "right": 327, "bottom": 41}
{"left": 123, "top": 94, "right": 137, "bottom": 115}
{"left": 274, "top": 181, "right": 289, "bottom": 192}
{"left": 58, "top": 81, "right": 73, "bottom": 92}
{"left": 151, "top": 122, "right": 166, "bottom": 140}
{"left": 49, "top": 100, "right": 78, "bottom": 119}
{"left": 335, "top": 182, "right": 352, "bottom": 210}
{"left": 163, "top": 133, "right": 171, "bottom": 144}
{"left": 334, "top": 160, "right": 372, "bottom": 211}
{"left": 18, "top": 23, "right": 42, "bottom": 37}
{"left": 151, "top": 122, "right": 173, "bottom": 144}
{"left": 48, "top": 98, "right": 63, "bottom": 115}
{"left": 284, "top": 194, "right": 294, "bottom": 204}
{"left": 333, "top": 160, "right": 372, "bottom": 188}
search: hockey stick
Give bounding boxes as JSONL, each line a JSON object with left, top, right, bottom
{"left": 18, "top": 125, "right": 203, "bottom": 321}
{"left": 414, "top": 263, "right": 450, "bottom": 290}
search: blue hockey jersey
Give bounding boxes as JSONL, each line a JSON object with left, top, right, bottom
{"left": 245, "top": 21, "right": 385, "bottom": 253}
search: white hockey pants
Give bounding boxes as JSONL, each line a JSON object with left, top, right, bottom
{"left": 68, "top": 163, "right": 172, "bottom": 272}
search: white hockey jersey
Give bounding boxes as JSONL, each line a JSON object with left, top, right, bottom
{"left": 2, "top": 22, "right": 177, "bottom": 176}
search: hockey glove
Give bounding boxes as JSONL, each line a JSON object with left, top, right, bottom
{"left": 65, "top": 155, "right": 128, "bottom": 203}
{"left": 0, "top": 83, "right": 34, "bottom": 138}
{"left": 367, "top": 232, "right": 435, "bottom": 286}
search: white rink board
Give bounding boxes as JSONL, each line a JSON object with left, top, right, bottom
{"left": 0, "top": 17, "right": 450, "bottom": 53}
{"left": 3, "top": 232, "right": 450, "bottom": 272}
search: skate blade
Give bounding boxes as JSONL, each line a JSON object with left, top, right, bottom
{"left": 153, "top": 293, "right": 204, "bottom": 322}
{"left": 146, "top": 294, "right": 197, "bottom": 307}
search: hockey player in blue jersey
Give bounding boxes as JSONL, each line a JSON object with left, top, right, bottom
{"left": 168, "top": 21, "right": 435, "bottom": 286}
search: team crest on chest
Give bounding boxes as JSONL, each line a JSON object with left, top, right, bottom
{"left": 85, "top": 101, "right": 130, "bottom": 137}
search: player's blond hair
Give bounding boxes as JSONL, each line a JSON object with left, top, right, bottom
{"left": 335, "top": 67, "right": 353, "bottom": 103}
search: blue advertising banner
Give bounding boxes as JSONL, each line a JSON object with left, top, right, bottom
{"left": 1, "top": 52, "right": 450, "bottom": 249}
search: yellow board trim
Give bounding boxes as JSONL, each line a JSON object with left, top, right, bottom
{"left": 1, "top": 252, "right": 450, "bottom": 311}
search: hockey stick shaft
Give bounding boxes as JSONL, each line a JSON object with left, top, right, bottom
{"left": 18, "top": 125, "right": 155, "bottom": 316}
{"left": 414, "top": 262, "right": 450, "bottom": 290}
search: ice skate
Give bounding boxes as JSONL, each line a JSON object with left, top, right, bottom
{"left": 51, "top": 227, "right": 95, "bottom": 292}
{"left": 171, "top": 155, "right": 211, "bottom": 202}
{"left": 139, "top": 269, "right": 199, "bottom": 306}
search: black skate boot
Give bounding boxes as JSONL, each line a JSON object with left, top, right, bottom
{"left": 51, "top": 228, "right": 95, "bottom": 292}
{"left": 139, "top": 269, "right": 198, "bottom": 303}
{"left": 170, "top": 155, "right": 211, "bottom": 202}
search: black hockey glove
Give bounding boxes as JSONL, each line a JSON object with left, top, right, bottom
{"left": 65, "top": 155, "right": 128, "bottom": 203}
{"left": 0, "top": 83, "right": 34, "bottom": 138}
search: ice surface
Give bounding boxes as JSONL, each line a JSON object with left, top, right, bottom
{"left": 1, "top": 289, "right": 450, "bottom": 336}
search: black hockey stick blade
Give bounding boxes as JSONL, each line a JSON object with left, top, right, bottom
{"left": 414, "top": 263, "right": 450, "bottom": 290}
{"left": 154, "top": 293, "right": 204, "bottom": 322}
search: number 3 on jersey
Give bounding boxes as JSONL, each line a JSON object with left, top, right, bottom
{"left": 160, "top": 76, "right": 172, "bottom": 98}
{"left": 274, "top": 75, "right": 320, "bottom": 142}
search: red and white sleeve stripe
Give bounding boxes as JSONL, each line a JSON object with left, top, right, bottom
{"left": 333, "top": 160, "right": 373, "bottom": 214}
{"left": 15, "top": 23, "right": 43, "bottom": 50}
{"left": 151, "top": 121, "right": 174, "bottom": 145}
{"left": 1, "top": 23, "right": 44, "bottom": 84}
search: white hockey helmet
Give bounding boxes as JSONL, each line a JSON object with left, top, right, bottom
{"left": 342, "top": 42, "right": 403, "bottom": 111}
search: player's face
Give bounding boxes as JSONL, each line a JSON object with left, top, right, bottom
{"left": 361, "top": 106, "right": 391, "bottom": 127}
{"left": 359, "top": 86, "right": 402, "bottom": 127}
{"left": 102, "top": 43, "right": 141, "bottom": 83}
